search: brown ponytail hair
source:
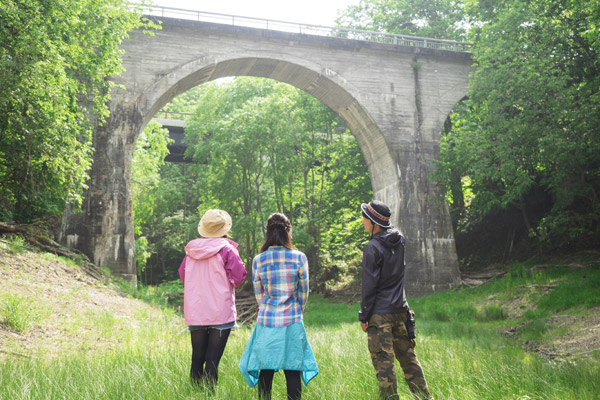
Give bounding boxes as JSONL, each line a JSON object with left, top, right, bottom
{"left": 260, "top": 213, "right": 294, "bottom": 253}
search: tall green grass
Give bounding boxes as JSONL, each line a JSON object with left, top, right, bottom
{"left": 412, "top": 262, "right": 600, "bottom": 323}
{"left": 0, "top": 235, "right": 28, "bottom": 254}
{"left": 115, "top": 279, "right": 184, "bottom": 311}
{"left": 2, "top": 297, "right": 599, "bottom": 399}
{"left": 1, "top": 262, "right": 599, "bottom": 399}
{"left": 0, "top": 293, "right": 50, "bottom": 332}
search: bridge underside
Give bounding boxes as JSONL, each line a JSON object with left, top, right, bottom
{"left": 60, "top": 16, "right": 472, "bottom": 295}
{"left": 154, "top": 118, "right": 191, "bottom": 163}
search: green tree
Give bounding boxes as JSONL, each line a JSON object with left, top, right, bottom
{"left": 336, "top": 0, "right": 469, "bottom": 40}
{"left": 131, "top": 121, "right": 172, "bottom": 276}
{"left": 0, "top": 0, "right": 156, "bottom": 222}
{"left": 436, "top": 0, "right": 600, "bottom": 261}
{"left": 132, "top": 159, "right": 200, "bottom": 284}
{"left": 339, "top": 0, "right": 600, "bottom": 262}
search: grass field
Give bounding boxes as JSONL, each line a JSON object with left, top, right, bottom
{"left": 1, "top": 244, "right": 599, "bottom": 399}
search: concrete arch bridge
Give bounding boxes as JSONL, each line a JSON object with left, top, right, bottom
{"left": 60, "top": 7, "right": 474, "bottom": 295}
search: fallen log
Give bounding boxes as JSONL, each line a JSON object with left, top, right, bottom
{"left": 0, "top": 221, "right": 105, "bottom": 281}
{"left": 235, "top": 293, "right": 258, "bottom": 326}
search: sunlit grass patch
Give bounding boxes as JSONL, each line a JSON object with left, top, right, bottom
{"left": 536, "top": 269, "right": 600, "bottom": 311}
{"left": 519, "top": 319, "right": 551, "bottom": 341}
{"left": 2, "top": 294, "right": 599, "bottom": 399}
{"left": 0, "top": 292, "right": 50, "bottom": 333}
{"left": 0, "top": 235, "right": 28, "bottom": 254}
{"left": 2, "top": 252, "right": 599, "bottom": 399}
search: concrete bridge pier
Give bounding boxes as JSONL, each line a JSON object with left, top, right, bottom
{"left": 60, "top": 102, "right": 142, "bottom": 284}
{"left": 332, "top": 82, "right": 462, "bottom": 296}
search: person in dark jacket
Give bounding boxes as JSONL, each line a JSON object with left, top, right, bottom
{"left": 359, "top": 200, "right": 431, "bottom": 400}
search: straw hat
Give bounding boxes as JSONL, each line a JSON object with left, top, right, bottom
{"left": 197, "top": 209, "right": 232, "bottom": 238}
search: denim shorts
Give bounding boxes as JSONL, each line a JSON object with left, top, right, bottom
{"left": 188, "top": 321, "right": 236, "bottom": 331}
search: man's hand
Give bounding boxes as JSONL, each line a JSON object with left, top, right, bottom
{"left": 360, "top": 322, "right": 368, "bottom": 332}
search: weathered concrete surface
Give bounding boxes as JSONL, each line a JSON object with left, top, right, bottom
{"left": 61, "top": 17, "right": 473, "bottom": 294}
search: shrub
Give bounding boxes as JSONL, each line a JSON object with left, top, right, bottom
{"left": 1, "top": 235, "right": 27, "bottom": 254}
{"left": 519, "top": 319, "right": 550, "bottom": 341}
{"left": 478, "top": 305, "right": 507, "bottom": 321}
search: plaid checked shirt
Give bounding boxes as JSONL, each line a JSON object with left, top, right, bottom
{"left": 252, "top": 246, "right": 309, "bottom": 328}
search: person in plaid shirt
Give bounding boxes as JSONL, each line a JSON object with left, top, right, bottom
{"left": 239, "top": 213, "right": 318, "bottom": 400}
{"left": 252, "top": 241, "right": 308, "bottom": 328}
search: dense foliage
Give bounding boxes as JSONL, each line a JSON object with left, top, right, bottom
{"left": 336, "top": 0, "right": 469, "bottom": 41}
{"left": 132, "top": 78, "right": 372, "bottom": 287}
{"left": 440, "top": 0, "right": 600, "bottom": 264}
{"left": 0, "top": 0, "right": 156, "bottom": 222}
{"left": 339, "top": 0, "right": 600, "bottom": 266}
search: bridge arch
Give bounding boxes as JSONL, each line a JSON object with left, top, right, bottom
{"left": 60, "top": 14, "right": 473, "bottom": 295}
{"left": 139, "top": 56, "right": 396, "bottom": 198}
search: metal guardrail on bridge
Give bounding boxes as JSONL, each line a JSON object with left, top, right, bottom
{"left": 141, "top": 6, "right": 472, "bottom": 53}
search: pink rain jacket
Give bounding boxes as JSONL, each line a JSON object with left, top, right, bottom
{"left": 179, "top": 238, "right": 246, "bottom": 326}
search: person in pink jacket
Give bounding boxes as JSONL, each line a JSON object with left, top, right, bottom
{"left": 178, "top": 209, "right": 247, "bottom": 389}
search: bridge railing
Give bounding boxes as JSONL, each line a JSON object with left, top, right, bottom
{"left": 140, "top": 6, "right": 472, "bottom": 53}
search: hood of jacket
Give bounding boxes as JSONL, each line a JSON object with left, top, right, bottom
{"left": 185, "top": 237, "right": 231, "bottom": 261}
{"left": 373, "top": 228, "right": 405, "bottom": 249}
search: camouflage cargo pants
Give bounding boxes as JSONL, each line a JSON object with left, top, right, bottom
{"left": 367, "top": 313, "right": 431, "bottom": 400}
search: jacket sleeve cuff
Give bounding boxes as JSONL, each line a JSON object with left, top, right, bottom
{"left": 358, "top": 310, "right": 370, "bottom": 323}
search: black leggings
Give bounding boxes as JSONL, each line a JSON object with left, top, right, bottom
{"left": 189, "top": 327, "right": 231, "bottom": 385}
{"left": 258, "top": 369, "right": 302, "bottom": 400}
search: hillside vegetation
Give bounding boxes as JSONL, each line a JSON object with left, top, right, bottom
{"left": 1, "top": 238, "right": 599, "bottom": 399}
{"left": 0, "top": 238, "right": 182, "bottom": 359}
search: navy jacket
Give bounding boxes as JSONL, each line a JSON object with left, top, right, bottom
{"left": 359, "top": 229, "right": 409, "bottom": 323}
